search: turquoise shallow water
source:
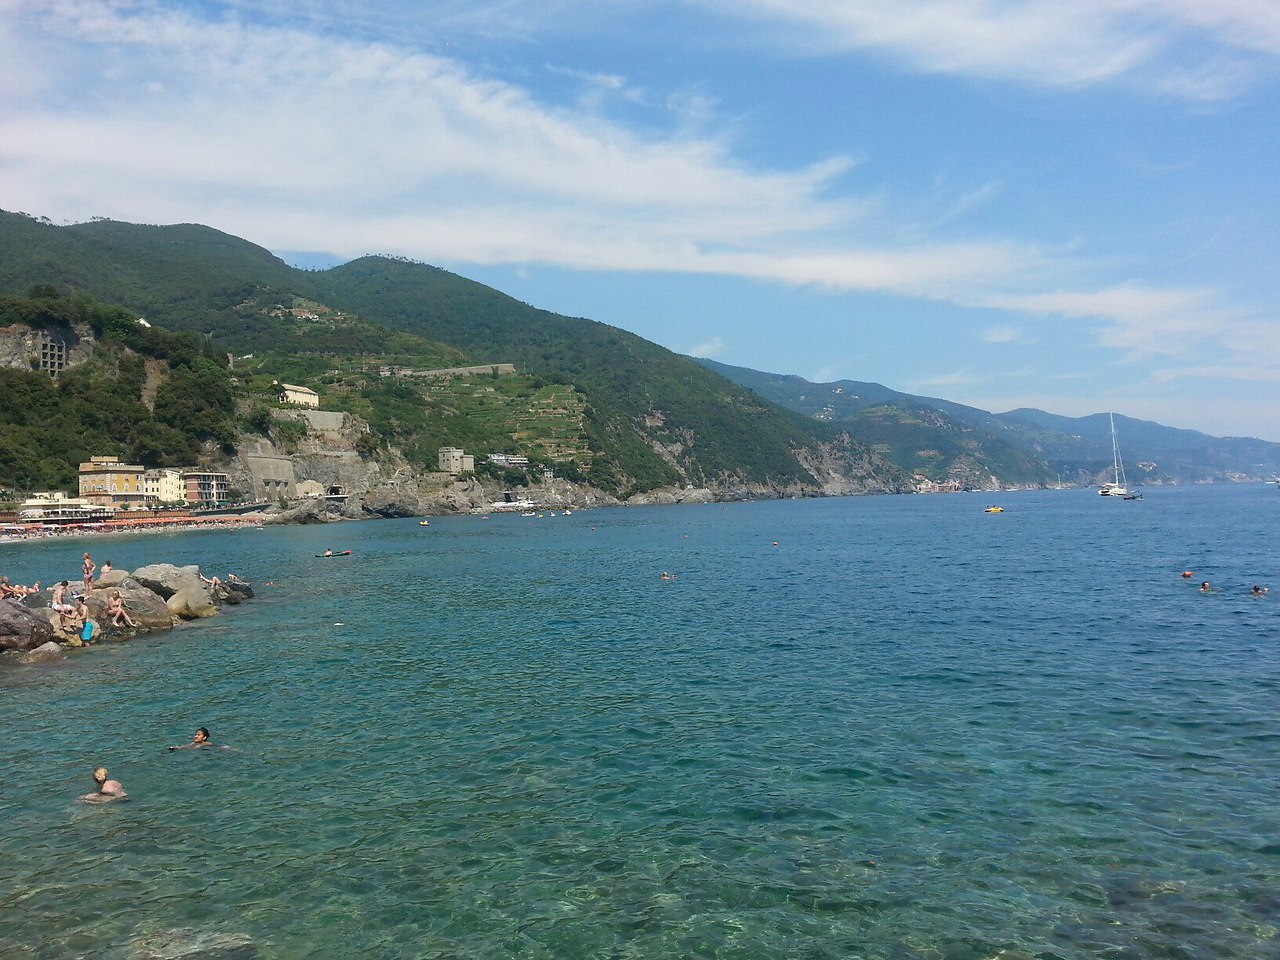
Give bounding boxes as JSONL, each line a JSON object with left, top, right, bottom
{"left": 1, "top": 486, "right": 1278, "bottom": 959}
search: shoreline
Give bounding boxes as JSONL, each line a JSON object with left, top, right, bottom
{"left": 0, "top": 514, "right": 265, "bottom": 545}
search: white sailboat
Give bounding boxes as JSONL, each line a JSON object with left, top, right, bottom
{"left": 1098, "top": 412, "right": 1129, "bottom": 497}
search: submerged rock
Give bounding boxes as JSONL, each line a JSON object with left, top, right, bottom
{"left": 127, "top": 927, "right": 258, "bottom": 960}
{"left": 15, "top": 641, "right": 64, "bottom": 663}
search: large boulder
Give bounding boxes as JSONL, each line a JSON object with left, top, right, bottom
{"left": 215, "top": 578, "right": 255, "bottom": 605}
{"left": 15, "top": 641, "right": 65, "bottom": 664}
{"left": 85, "top": 587, "right": 176, "bottom": 632}
{"left": 167, "top": 586, "right": 217, "bottom": 620}
{"left": 224, "top": 578, "right": 254, "bottom": 601}
{"left": 132, "top": 564, "right": 208, "bottom": 600}
{"left": 97, "top": 569, "right": 135, "bottom": 589}
{"left": 0, "top": 599, "right": 56, "bottom": 652}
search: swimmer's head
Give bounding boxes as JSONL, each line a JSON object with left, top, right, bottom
{"left": 194, "top": 727, "right": 209, "bottom": 743}
{"left": 92, "top": 767, "right": 108, "bottom": 784}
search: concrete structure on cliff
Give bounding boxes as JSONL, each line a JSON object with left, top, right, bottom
{"left": 438, "top": 447, "right": 475, "bottom": 474}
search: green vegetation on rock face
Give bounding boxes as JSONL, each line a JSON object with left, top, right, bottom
{"left": 0, "top": 291, "right": 238, "bottom": 491}
{"left": 309, "top": 257, "right": 832, "bottom": 489}
{"left": 0, "top": 212, "right": 898, "bottom": 496}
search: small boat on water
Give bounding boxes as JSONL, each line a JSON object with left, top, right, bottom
{"left": 1099, "top": 412, "right": 1133, "bottom": 497}
{"left": 418, "top": 519, "right": 430, "bottom": 526}
{"left": 984, "top": 506, "right": 1004, "bottom": 513}
{"left": 316, "top": 550, "right": 352, "bottom": 558}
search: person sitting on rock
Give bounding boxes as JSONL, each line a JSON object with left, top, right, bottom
{"left": 81, "top": 766, "right": 127, "bottom": 802}
{"left": 198, "top": 573, "right": 222, "bottom": 591}
{"left": 106, "top": 591, "right": 137, "bottom": 629}
{"left": 1, "top": 576, "right": 40, "bottom": 599}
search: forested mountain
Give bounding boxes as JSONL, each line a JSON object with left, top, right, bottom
{"left": 0, "top": 211, "right": 907, "bottom": 496}
{"left": 0, "top": 291, "right": 239, "bottom": 491}
{"left": 697, "top": 360, "right": 1280, "bottom": 484}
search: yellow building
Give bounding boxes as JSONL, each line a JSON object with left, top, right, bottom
{"left": 143, "top": 468, "right": 186, "bottom": 505}
{"left": 78, "top": 456, "right": 147, "bottom": 508}
{"left": 274, "top": 381, "right": 320, "bottom": 408}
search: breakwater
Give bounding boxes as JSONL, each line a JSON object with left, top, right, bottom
{"left": 0, "top": 562, "right": 254, "bottom": 661}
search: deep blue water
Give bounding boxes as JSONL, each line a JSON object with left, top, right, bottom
{"left": 1, "top": 485, "right": 1278, "bottom": 959}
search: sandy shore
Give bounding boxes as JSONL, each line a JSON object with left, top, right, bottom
{"left": 0, "top": 515, "right": 266, "bottom": 544}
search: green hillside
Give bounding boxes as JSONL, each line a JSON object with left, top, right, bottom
{"left": 0, "top": 291, "right": 239, "bottom": 492}
{"left": 0, "top": 211, "right": 902, "bottom": 496}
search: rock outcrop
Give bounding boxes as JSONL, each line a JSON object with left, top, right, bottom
{"left": 167, "top": 586, "right": 217, "bottom": 620}
{"left": 0, "top": 600, "right": 57, "bottom": 651}
{"left": 131, "top": 564, "right": 208, "bottom": 600}
{"left": 15, "top": 641, "right": 65, "bottom": 664}
{"left": 2, "top": 565, "right": 254, "bottom": 661}
{"left": 85, "top": 584, "right": 176, "bottom": 631}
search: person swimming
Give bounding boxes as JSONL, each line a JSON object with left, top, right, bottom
{"left": 81, "top": 766, "right": 127, "bottom": 802}
{"left": 169, "top": 727, "right": 213, "bottom": 750}
{"left": 1199, "top": 581, "right": 1215, "bottom": 593}
{"left": 1251, "top": 584, "right": 1270, "bottom": 597}
{"left": 169, "top": 727, "right": 234, "bottom": 751}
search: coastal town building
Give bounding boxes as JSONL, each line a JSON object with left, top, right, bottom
{"left": 182, "top": 469, "right": 231, "bottom": 506}
{"left": 912, "top": 476, "right": 963, "bottom": 494}
{"left": 487, "top": 453, "right": 530, "bottom": 468}
{"left": 438, "top": 447, "right": 475, "bottom": 474}
{"left": 79, "top": 456, "right": 147, "bottom": 508}
{"left": 274, "top": 381, "right": 320, "bottom": 408}
{"left": 143, "top": 468, "right": 185, "bottom": 505}
{"left": 18, "top": 491, "right": 116, "bottom": 523}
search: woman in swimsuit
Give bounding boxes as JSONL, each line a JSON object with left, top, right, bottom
{"left": 82, "top": 553, "right": 96, "bottom": 596}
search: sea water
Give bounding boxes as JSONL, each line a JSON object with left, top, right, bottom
{"left": 1, "top": 486, "right": 1277, "bottom": 959}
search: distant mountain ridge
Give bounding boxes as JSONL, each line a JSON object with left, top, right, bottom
{"left": 4, "top": 209, "right": 1274, "bottom": 493}
{"left": 696, "top": 359, "right": 1280, "bottom": 484}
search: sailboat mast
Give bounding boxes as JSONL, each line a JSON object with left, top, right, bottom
{"left": 1110, "top": 412, "right": 1121, "bottom": 485}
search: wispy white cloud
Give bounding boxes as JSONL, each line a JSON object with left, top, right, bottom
{"left": 700, "top": 0, "right": 1280, "bottom": 98}
{"left": 687, "top": 335, "right": 725, "bottom": 358}
{"left": 0, "top": 0, "right": 1048, "bottom": 299}
{"left": 979, "top": 325, "right": 1028, "bottom": 344}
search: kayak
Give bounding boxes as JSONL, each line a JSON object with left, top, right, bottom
{"left": 315, "top": 551, "right": 352, "bottom": 557}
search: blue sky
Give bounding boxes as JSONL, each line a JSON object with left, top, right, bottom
{"left": 3, "top": 1, "right": 1278, "bottom": 440}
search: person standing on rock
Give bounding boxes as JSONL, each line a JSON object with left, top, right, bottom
{"left": 50, "top": 581, "right": 76, "bottom": 629}
{"left": 81, "top": 553, "right": 96, "bottom": 596}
